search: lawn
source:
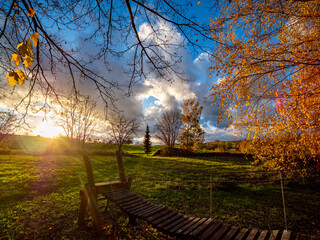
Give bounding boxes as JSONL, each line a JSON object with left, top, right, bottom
{"left": 0, "top": 136, "right": 319, "bottom": 239}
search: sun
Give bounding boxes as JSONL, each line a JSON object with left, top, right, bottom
{"left": 34, "top": 121, "right": 65, "bottom": 138}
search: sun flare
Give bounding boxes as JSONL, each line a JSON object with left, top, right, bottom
{"left": 34, "top": 121, "right": 64, "bottom": 138}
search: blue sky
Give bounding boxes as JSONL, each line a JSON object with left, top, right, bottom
{"left": 2, "top": 1, "right": 242, "bottom": 142}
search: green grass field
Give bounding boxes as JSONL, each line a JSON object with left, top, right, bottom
{"left": 0, "top": 136, "right": 319, "bottom": 239}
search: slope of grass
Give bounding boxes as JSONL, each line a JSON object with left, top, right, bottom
{"left": 0, "top": 136, "right": 319, "bottom": 239}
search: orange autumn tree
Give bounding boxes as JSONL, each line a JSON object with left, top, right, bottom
{"left": 210, "top": 0, "right": 320, "bottom": 174}
{"left": 179, "top": 99, "right": 205, "bottom": 152}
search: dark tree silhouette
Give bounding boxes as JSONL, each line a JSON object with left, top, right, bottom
{"left": 143, "top": 124, "right": 151, "bottom": 155}
{"left": 155, "top": 110, "right": 182, "bottom": 147}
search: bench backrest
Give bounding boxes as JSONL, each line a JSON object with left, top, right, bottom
{"left": 83, "top": 154, "right": 95, "bottom": 189}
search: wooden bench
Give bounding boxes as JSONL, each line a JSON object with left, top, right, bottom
{"left": 78, "top": 155, "right": 292, "bottom": 239}
{"left": 78, "top": 154, "right": 132, "bottom": 234}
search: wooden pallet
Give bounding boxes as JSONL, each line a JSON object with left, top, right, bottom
{"left": 104, "top": 188, "right": 292, "bottom": 240}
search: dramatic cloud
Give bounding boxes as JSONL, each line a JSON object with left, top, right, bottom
{"left": 6, "top": 20, "right": 242, "bottom": 142}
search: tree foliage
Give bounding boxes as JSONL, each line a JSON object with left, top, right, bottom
{"left": 210, "top": 0, "right": 320, "bottom": 173}
{"left": 143, "top": 124, "right": 151, "bottom": 155}
{"left": 155, "top": 110, "right": 182, "bottom": 148}
{"left": 179, "top": 99, "right": 204, "bottom": 151}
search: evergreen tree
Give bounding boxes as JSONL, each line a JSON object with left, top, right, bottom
{"left": 143, "top": 125, "right": 152, "bottom": 155}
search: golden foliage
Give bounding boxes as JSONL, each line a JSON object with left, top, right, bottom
{"left": 179, "top": 99, "right": 205, "bottom": 151}
{"left": 31, "top": 32, "right": 39, "bottom": 47}
{"left": 6, "top": 70, "right": 27, "bottom": 86}
{"left": 210, "top": 0, "right": 320, "bottom": 173}
{"left": 7, "top": 33, "right": 39, "bottom": 87}
{"left": 27, "top": 7, "right": 36, "bottom": 18}
{"left": 11, "top": 54, "right": 21, "bottom": 66}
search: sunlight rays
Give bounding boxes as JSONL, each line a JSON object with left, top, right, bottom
{"left": 33, "top": 121, "right": 64, "bottom": 138}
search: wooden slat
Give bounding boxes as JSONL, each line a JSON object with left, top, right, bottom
{"left": 130, "top": 203, "right": 155, "bottom": 214}
{"left": 122, "top": 202, "right": 149, "bottom": 214}
{"left": 280, "top": 230, "right": 291, "bottom": 240}
{"left": 147, "top": 209, "right": 173, "bottom": 223}
{"left": 140, "top": 206, "right": 167, "bottom": 218}
{"left": 269, "top": 230, "right": 279, "bottom": 240}
{"left": 222, "top": 226, "right": 240, "bottom": 240}
{"left": 176, "top": 217, "right": 201, "bottom": 235}
{"left": 257, "top": 230, "right": 269, "bottom": 240}
{"left": 119, "top": 198, "right": 145, "bottom": 208}
{"left": 169, "top": 217, "right": 193, "bottom": 234}
{"left": 111, "top": 192, "right": 137, "bottom": 201}
{"left": 209, "top": 223, "right": 230, "bottom": 240}
{"left": 105, "top": 190, "right": 129, "bottom": 198}
{"left": 182, "top": 218, "right": 207, "bottom": 235}
{"left": 109, "top": 193, "right": 136, "bottom": 202}
{"left": 152, "top": 211, "right": 177, "bottom": 225}
{"left": 129, "top": 204, "right": 155, "bottom": 215}
{"left": 133, "top": 204, "right": 157, "bottom": 217}
{"left": 246, "top": 228, "right": 259, "bottom": 240}
{"left": 137, "top": 205, "right": 160, "bottom": 217}
{"left": 161, "top": 214, "right": 185, "bottom": 231}
{"left": 190, "top": 218, "right": 215, "bottom": 237}
{"left": 158, "top": 213, "right": 184, "bottom": 229}
{"left": 123, "top": 201, "right": 150, "bottom": 212}
{"left": 120, "top": 198, "right": 146, "bottom": 208}
{"left": 199, "top": 221, "right": 222, "bottom": 240}
{"left": 234, "top": 228, "right": 249, "bottom": 240}
{"left": 116, "top": 195, "right": 140, "bottom": 205}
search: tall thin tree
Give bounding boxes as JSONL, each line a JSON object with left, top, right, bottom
{"left": 143, "top": 125, "right": 151, "bottom": 155}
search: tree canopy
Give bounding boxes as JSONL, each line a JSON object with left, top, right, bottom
{"left": 106, "top": 112, "right": 139, "bottom": 151}
{"left": 210, "top": 0, "right": 320, "bottom": 173}
{"left": 179, "top": 99, "right": 204, "bottom": 151}
{"left": 155, "top": 110, "right": 182, "bottom": 148}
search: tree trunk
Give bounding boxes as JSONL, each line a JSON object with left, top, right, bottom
{"left": 115, "top": 150, "right": 126, "bottom": 183}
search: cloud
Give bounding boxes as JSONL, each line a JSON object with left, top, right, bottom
{"left": 3, "top": 20, "right": 240, "bottom": 142}
{"left": 134, "top": 21, "right": 236, "bottom": 142}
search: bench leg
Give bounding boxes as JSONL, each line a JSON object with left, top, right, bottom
{"left": 84, "top": 184, "right": 104, "bottom": 236}
{"left": 129, "top": 214, "right": 137, "bottom": 226}
{"left": 78, "top": 190, "right": 88, "bottom": 226}
{"left": 104, "top": 200, "right": 110, "bottom": 213}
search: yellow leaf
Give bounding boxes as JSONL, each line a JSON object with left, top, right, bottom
{"left": 6, "top": 70, "right": 27, "bottom": 86}
{"left": 26, "top": 38, "right": 33, "bottom": 56}
{"left": 23, "top": 56, "right": 33, "bottom": 68}
{"left": 11, "top": 54, "right": 21, "bottom": 66}
{"left": 31, "top": 32, "right": 39, "bottom": 47}
{"left": 27, "top": 7, "right": 36, "bottom": 18}
{"left": 15, "top": 70, "right": 27, "bottom": 85}
{"left": 6, "top": 72, "right": 18, "bottom": 86}
{"left": 17, "top": 40, "right": 33, "bottom": 58}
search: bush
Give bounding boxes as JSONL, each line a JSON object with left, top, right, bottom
{"left": 159, "top": 146, "right": 192, "bottom": 157}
